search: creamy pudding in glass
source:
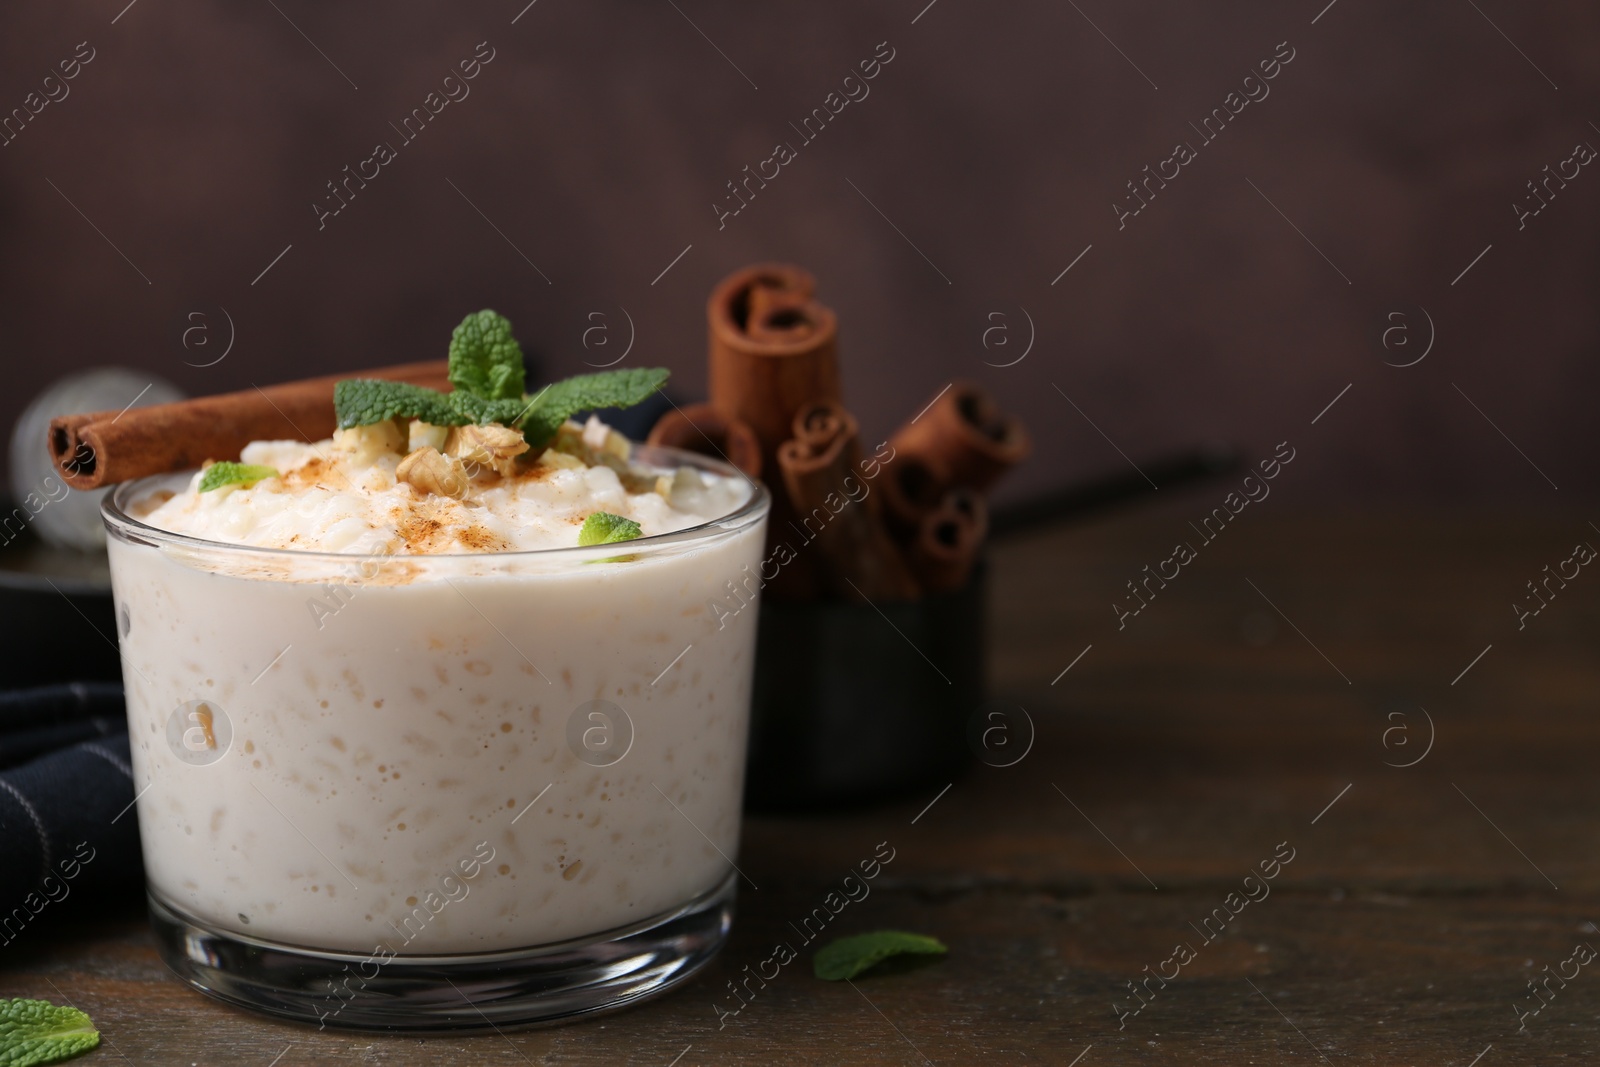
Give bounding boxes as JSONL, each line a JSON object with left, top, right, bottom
{"left": 103, "top": 418, "right": 768, "bottom": 1029}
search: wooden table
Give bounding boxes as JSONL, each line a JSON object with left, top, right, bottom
{"left": 6, "top": 506, "right": 1598, "bottom": 1064}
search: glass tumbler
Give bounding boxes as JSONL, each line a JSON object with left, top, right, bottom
{"left": 102, "top": 448, "right": 768, "bottom": 1030}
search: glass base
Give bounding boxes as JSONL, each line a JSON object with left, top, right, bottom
{"left": 149, "top": 874, "right": 735, "bottom": 1032}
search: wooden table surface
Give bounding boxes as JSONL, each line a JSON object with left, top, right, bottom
{"left": 6, "top": 505, "right": 1598, "bottom": 1065}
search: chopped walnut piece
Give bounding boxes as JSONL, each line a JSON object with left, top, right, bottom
{"left": 396, "top": 447, "right": 471, "bottom": 498}
{"left": 443, "top": 424, "right": 530, "bottom": 478}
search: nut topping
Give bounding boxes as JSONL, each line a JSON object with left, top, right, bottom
{"left": 444, "top": 424, "right": 530, "bottom": 478}
{"left": 396, "top": 447, "right": 470, "bottom": 498}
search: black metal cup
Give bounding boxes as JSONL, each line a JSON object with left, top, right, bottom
{"left": 744, "top": 566, "right": 985, "bottom": 811}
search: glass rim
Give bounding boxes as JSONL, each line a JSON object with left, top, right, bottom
{"left": 101, "top": 442, "right": 770, "bottom": 563}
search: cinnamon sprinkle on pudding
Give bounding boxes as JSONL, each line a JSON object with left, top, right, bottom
{"left": 140, "top": 416, "right": 748, "bottom": 557}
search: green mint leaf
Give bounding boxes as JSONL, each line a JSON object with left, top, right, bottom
{"left": 198, "top": 462, "right": 280, "bottom": 493}
{"left": 521, "top": 368, "right": 670, "bottom": 449}
{"left": 447, "top": 390, "right": 529, "bottom": 426}
{"left": 813, "top": 931, "right": 947, "bottom": 981}
{"left": 448, "top": 309, "right": 526, "bottom": 401}
{"left": 0, "top": 999, "right": 100, "bottom": 1067}
{"left": 578, "top": 512, "right": 643, "bottom": 547}
{"left": 333, "top": 380, "right": 466, "bottom": 429}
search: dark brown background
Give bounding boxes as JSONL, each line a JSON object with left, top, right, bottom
{"left": 1, "top": 0, "right": 1596, "bottom": 503}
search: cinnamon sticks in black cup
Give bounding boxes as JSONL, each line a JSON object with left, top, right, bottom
{"left": 651, "top": 263, "right": 1029, "bottom": 603}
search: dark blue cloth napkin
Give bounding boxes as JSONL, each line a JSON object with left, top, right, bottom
{"left": 0, "top": 683, "right": 125, "bottom": 770}
{"left": 0, "top": 684, "right": 143, "bottom": 946}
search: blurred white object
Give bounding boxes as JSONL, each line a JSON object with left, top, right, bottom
{"left": 10, "top": 368, "right": 184, "bottom": 551}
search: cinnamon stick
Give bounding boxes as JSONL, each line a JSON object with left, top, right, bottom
{"left": 879, "top": 454, "right": 945, "bottom": 542}
{"left": 791, "top": 400, "right": 846, "bottom": 453}
{"left": 909, "top": 488, "right": 987, "bottom": 594}
{"left": 777, "top": 401, "right": 920, "bottom": 603}
{"left": 707, "top": 263, "right": 842, "bottom": 600}
{"left": 645, "top": 403, "right": 763, "bottom": 479}
{"left": 889, "top": 381, "right": 1030, "bottom": 495}
{"left": 50, "top": 361, "right": 450, "bottom": 490}
{"left": 707, "top": 263, "right": 840, "bottom": 473}
{"left": 745, "top": 289, "right": 819, "bottom": 346}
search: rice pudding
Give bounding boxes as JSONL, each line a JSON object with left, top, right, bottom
{"left": 107, "top": 420, "right": 765, "bottom": 955}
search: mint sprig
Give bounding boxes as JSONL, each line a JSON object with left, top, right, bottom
{"left": 199, "top": 462, "right": 280, "bottom": 493}
{"left": 330, "top": 311, "right": 668, "bottom": 453}
{"left": 335, "top": 380, "right": 468, "bottom": 429}
{"left": 519, "top": 367, "right": 670, "bottom": 449}
{"left": 449, "top": 309, "right": 527, "bottom": 401}
{"left": 578, "top": 512, "right": 643, "bottom": 547}
{"left": 445, "top": 390, "right": 528, "bottom": 426}
{"left": 813, "top": 931, "right": 948, "bottom": 981}
{"left": 0, "top": 998, "right": 101, "bottom": 1066}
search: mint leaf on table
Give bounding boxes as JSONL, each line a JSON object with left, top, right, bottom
{"left": 448, "top": 309, "right": 526, "bottom": 401}
{"left": 813, "top": 931, "right": 948, "bottom": 981}
{"left": 334, "top": 380, "right": 466, "bottom": 429}
{"left": 198, "top": 461, "right": 280, "bottom": 493}
{"left": 0, "top": 998, "right": 100, "bottom": 1066}
{"left": 578, "top": 512, "right": 643, "bottom": 547}
{"left": 520, "top": 368, "right": 671, "bottom": 449}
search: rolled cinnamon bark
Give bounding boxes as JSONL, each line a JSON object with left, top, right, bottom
{"left": 777, "top": 401, "right": 920, "bottom": 603}
{"left": 50, "top": 361, "right": 450, "bottom": 490}
{"left": 745, "top": 289, "right": 820, "bottom": 346}
{"left": 708, "top": 263, "right": 843, "bottom": 601}
{"left": 707, "top": 263, "right": 840, "bottom": 471}
{"left": 879, "top": 453, "right": 946, "bottom": 542}
{"left": 791, "top": 399, "right": 846, "bottom": 453}
{"left": 645, "top": 403, "right": 763, "bottom": 480}
{"left": 889, "top": 382, "right": 1030, "bottom": 495}
{"left": 910, "top": 488, "right": 988, "bottom": 594}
